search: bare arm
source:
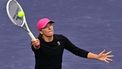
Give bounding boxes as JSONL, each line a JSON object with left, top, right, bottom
{"left": 87, "top": 49, "right": 113, "bottom": 63}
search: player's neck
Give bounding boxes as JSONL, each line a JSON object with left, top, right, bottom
{"left": 42, "top": 35, "right": 54, "bottom": 42}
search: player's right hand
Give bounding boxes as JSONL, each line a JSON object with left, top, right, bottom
{"left": 31, "top": 38, "right": 40, "bottom": 49}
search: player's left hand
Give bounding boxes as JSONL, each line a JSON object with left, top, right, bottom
{"left": 96, "top": 49, "right": 113, "bottom": 63}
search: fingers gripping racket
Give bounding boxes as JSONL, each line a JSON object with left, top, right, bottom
{"left": 6, "top": 0, "right": 36, "bottom": 40}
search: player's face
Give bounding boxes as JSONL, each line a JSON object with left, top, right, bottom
{"left": 41, "top": 23, "right": 54, "bottom": 37}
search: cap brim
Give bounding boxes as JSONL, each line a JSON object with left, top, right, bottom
{"left": 48, "top": 21, "right": 54, "bottom": 23}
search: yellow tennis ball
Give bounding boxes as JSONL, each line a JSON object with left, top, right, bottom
{"left": 18, "top": 11, "right": 25, "bottom": 18}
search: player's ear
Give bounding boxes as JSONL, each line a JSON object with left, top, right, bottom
{"left": 40, "top": 31, "right": 43, "bottom": 35}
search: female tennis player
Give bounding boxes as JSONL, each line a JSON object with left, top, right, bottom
{"left": 31, "top": 18, "right": 113, "bottom": 69}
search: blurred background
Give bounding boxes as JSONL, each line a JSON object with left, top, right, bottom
{"left": 0, "top": 0, "right": 122, "bottom": 69}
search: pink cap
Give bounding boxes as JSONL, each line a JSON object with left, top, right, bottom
{"left": 36, "top": 18, "right": 53, "bottom": 31}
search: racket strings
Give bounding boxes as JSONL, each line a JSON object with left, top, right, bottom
{"left": 7, "top": 0, "right": 24, "bottom": 27}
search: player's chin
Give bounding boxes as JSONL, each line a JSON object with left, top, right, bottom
{"left": 47, "top": 32, "right": 54, "bottom": 36}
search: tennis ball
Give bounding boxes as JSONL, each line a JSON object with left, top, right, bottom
{"left": 17, "top": 11, "right": 25, "bottom": 18}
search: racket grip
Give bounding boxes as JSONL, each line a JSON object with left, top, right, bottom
{"left": 28, "top": 32, "right": 36, "bottom": 40}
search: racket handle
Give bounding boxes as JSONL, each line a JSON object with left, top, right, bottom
{"left": 28, "top": 32, "right": 36, "bottom": 40}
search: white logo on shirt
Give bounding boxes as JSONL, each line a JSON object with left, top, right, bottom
{"left": 57, "top": 41, "right": 61, "bottom": 46}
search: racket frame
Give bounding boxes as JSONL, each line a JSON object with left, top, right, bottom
{"left": 6, "top": 0, "right": 36, "bottom": 40}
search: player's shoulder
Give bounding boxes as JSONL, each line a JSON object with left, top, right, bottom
{"left": 54, "top": 34, "right": 67, "bottom": 39}
{"left": 54, "top": 34, "right": 64, "bottom": 37}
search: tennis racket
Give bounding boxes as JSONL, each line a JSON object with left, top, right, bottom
{"left": 6, "top": 0, "right": 36, "bottom": 40}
